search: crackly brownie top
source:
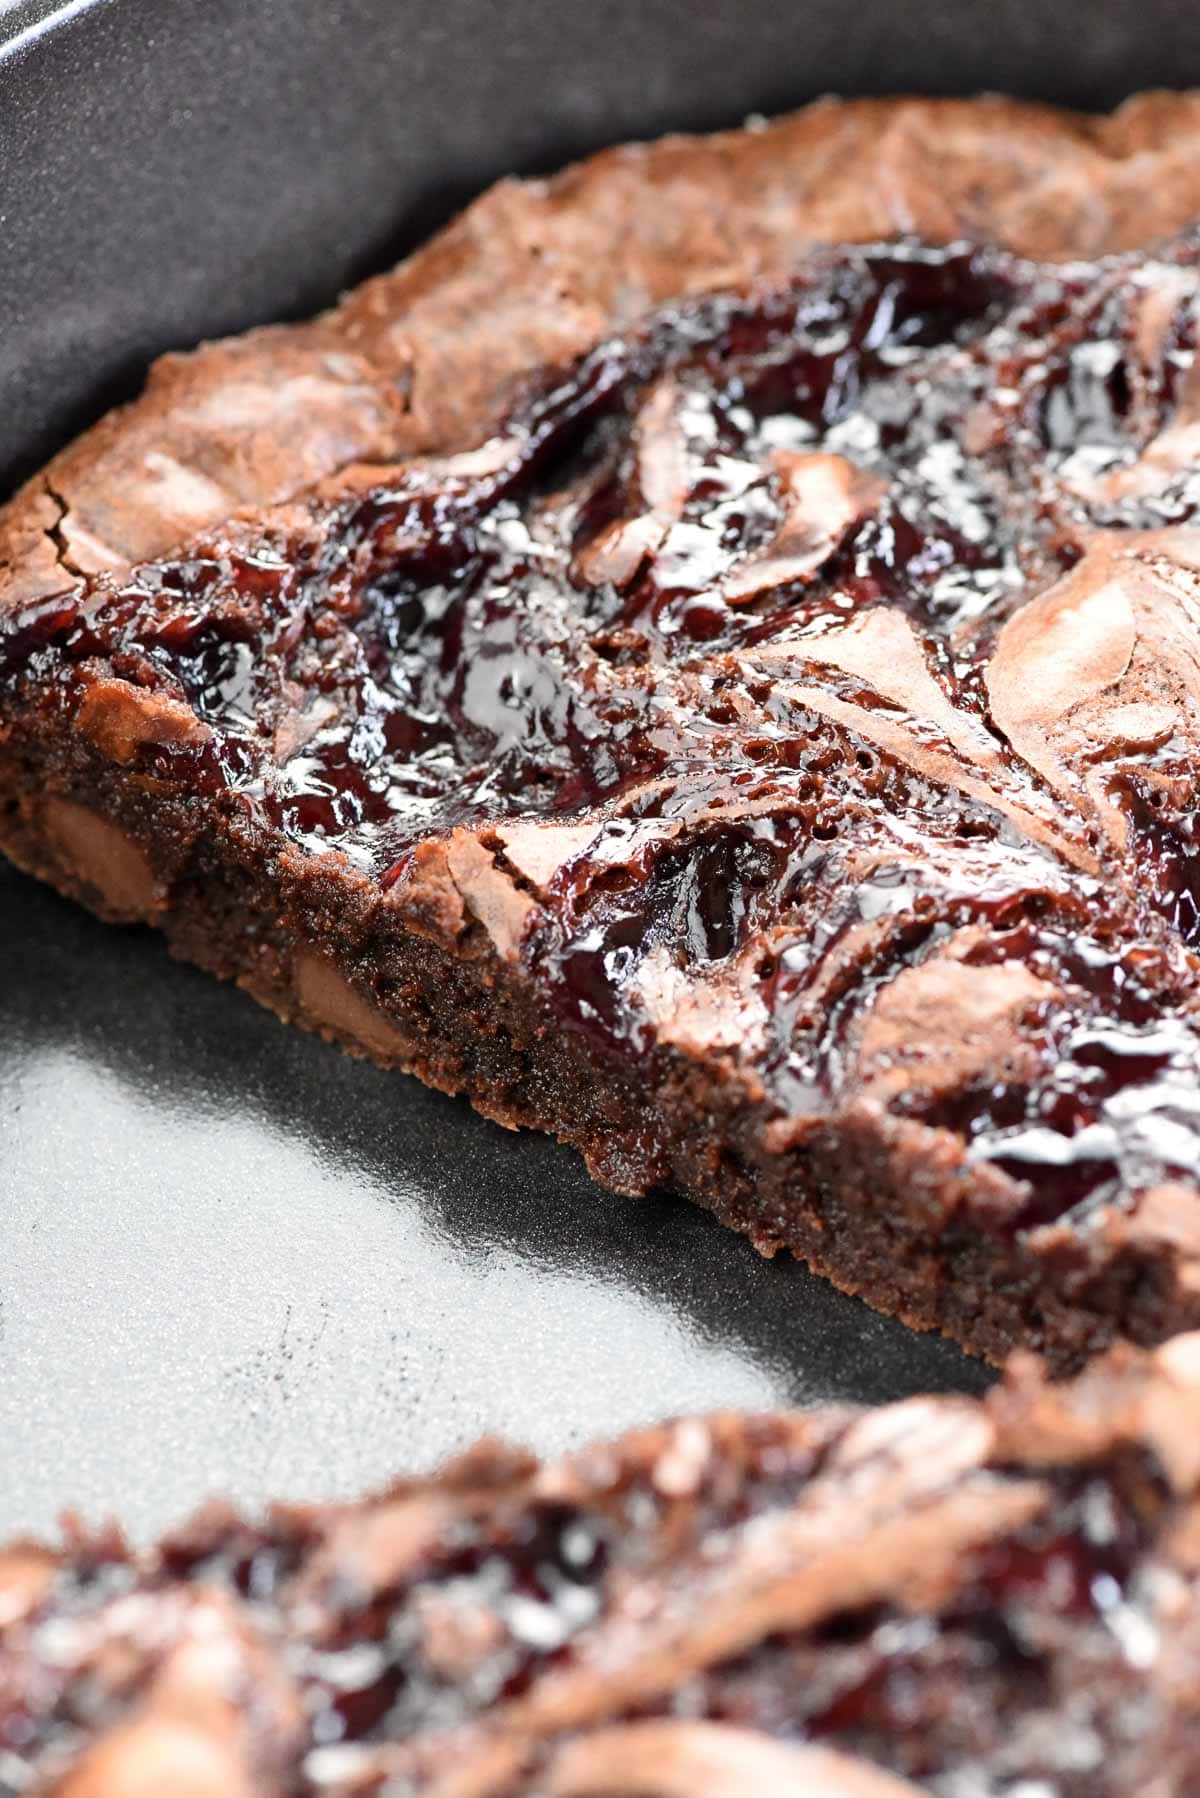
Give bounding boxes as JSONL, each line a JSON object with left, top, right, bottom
{"left": 8, "top": 237, "right": 1200, "bottom": 1243}
{"left": 2, "top": 1335, "right": 1200, "bottom": 1795}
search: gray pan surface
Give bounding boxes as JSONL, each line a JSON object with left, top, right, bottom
{"left": 2, "top": 0, "right": 1198, "bottom": 1543}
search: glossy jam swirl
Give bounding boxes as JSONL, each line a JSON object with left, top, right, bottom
{"left": 702, "top": 1454, "right": 1173, "bottom": 1797}
{"left": 1, "top": 1371, "right": 1191, "bottom": 1798}
{"left": 7, "top": 237, "right": 1200, "bottom": 1234}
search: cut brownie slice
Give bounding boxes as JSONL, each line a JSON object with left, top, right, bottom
{"left": 6, "top": 100, "right": 1200, "bottom": 1368}
{"left": 3, "top": 1334, "right": 1200, "bottom": 1795}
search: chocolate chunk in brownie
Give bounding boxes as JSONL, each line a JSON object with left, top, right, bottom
{"left": 7, "top": 100, "right": 1200, "bottom": 1367}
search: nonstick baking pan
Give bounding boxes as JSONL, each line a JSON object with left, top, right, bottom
{"left": 3, "top": 0, "right": 1199, "bottom": 1545}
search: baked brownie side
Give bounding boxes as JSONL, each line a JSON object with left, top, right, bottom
{"left": 3, "top": 1335, "right": 1200, "bottom": 1795}
{"left": 7, "top": 232, "right": 1200, "bottom": 1367}
{"left": 4, "top": 102, "right": 1200, "bottom": 1359}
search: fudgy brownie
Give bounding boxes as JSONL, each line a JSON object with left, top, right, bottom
{"left": 3, "top": 1333, "right": 1200, "bottom": 1795}
{"left": 6, "top": 98, "right": 1200, "bottom": 1367}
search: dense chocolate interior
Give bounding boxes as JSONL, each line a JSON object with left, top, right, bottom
{"left": 7, "top": 237, "right": 1200, "bottom": 1240}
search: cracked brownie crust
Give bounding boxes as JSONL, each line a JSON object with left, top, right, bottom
{"left": 7, "top": 92, "right": 1200, "bottom": 601}
{"left": 4, "top": 1336, "right": 1200, "bottom": 1794}
{"left": 8, "top": 97, "right": 1200, "bottom": 1366}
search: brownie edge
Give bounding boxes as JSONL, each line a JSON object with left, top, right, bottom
{"left": 8, "top": 99, "right": 1200, "bottom": 1373}
{"left": 5, "top": 91, "right": 1200, "bottom": 603}
{"left": 3, "top": 1335, "right": 1200, "bottom": 1795}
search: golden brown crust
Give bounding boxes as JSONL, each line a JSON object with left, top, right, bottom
{"left": 5, "top": 91, "right": 1200, "bottom": 607}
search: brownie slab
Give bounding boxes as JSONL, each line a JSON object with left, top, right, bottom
{"left": 7, "top": 99, "right": 1200, "bottom": 1367}
{"left": 4, "top": 1334, "right": 1200, "bottom": 1794}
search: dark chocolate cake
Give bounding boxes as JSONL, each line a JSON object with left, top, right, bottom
{"left": 3, "top": 1335, "right": 1200, "bottom": 1794}
{"left": 6, "top": 98, "right": 1200, "bottom": 1365}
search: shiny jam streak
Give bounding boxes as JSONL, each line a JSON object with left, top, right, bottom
{"left": 7, "top": 237, "right": 1200, "bottom": 1233}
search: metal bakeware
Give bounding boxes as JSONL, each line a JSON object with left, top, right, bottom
{"left": 2, "top": 0, "right": 1195, "bottom": 1541}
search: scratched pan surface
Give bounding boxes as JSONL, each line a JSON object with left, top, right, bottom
{"left": 2, "top": 0, "right": 1197, "bottom": 1544}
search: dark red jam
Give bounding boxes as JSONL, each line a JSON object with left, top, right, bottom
{"left": 702, "top": 1455, "right": 1172, "bottom": 1795}
{"left": 0, "top": 1390, "right": 1185, "bottom": 1795}
{"left": 6, "top": 235, "right": 1200, "bottom": 1234}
